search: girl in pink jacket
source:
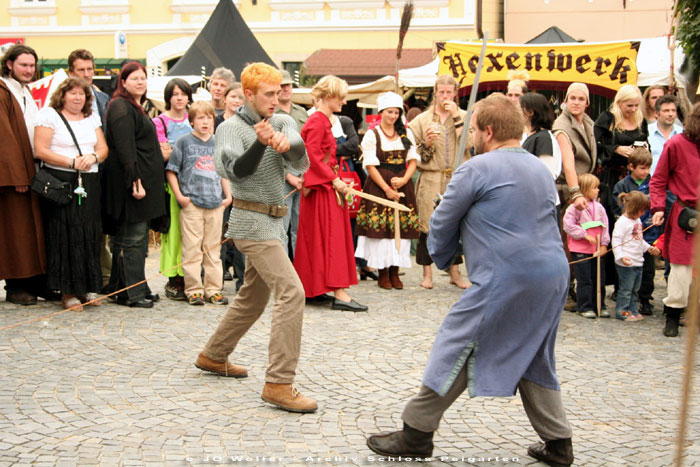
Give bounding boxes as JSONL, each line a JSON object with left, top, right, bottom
{"left": 563, "top": 173, "right": 610, "bottom": 319}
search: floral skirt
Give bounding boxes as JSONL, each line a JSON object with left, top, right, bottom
{"left": 355, "top": 167, "right": 419, "bottom": 240}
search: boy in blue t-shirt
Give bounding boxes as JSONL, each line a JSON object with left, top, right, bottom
{"left": 612, "top": 147, "right": 661, "bottom": 316}
{"left": 166, "top": 102, "right": 232, "bottom": 306}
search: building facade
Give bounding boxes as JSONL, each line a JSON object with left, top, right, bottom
{"left": 504, "top": 0, "right": 675, "bottom": 43}
{"left": 0, "top": 0, "right": 502, "bottom": 76}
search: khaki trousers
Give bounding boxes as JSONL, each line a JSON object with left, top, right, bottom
{"left": 202, "top": 238, "right": 305, "bottom": 383}
{"left": 180, "top": 203, "right": 224, "bottom": 298}
{"left": 664, "top": 263, "right": 693, "bottom": 308}
{"left": 402, "top": 365, "right": 572, "bottom": 442}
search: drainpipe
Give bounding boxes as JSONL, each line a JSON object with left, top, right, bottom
{"left": 476, "top": 0, "right": 483, "bottom": 39}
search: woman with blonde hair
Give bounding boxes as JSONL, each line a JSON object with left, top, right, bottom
{"left": 294, "top": 75, "right": 368, "bottom": 311}
{"left": 595, "top": 84, "right": 648, "bottom": 298}
{"left": 506, "top": 70, "right": 530, "bottom": 109}
{"left": 595, "top": 84, "right": 648, "bottom": 213}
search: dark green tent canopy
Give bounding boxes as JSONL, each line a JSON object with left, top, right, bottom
{"left": 526, "top": 26, "right": 580, "bottom": 44}
{"left": 166, "top": 0, "right": 274, "bottom": 79}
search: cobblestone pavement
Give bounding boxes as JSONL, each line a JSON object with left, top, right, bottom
{"left": 0, "top": 252, "right": 698, "bottom": 467}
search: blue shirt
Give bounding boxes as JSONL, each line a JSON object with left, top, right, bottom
{"left": 648, "top": 121, "right": 682, "bottom": 175}
{"left": 166, "top": 133, "right": 223, "bottom": 209}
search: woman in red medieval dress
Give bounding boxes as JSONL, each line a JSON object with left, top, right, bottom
{"left": 294, "top": 75, "right": 368, "bottom": 312}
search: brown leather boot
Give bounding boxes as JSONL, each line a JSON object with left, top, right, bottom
{"left": 261, "top": 383, "right": 318, "bottom": 413}
{"left": 389, "top": 266, "right": 403, "bottom": 289}
{"left": 527, "top": 438, "right": 574, "bottom": 466}
{"left": 378, "top": 268, "right": 392, "bottom": 289}
{"left": 194, "top": 352, "right": 248, "bottom": 378}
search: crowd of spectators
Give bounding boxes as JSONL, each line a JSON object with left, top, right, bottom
{"left": 1, "top": 43, "right": 697, "bottom": 338}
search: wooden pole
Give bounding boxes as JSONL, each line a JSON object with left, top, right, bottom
{"left": 347, "top": 187, "right": 410, "bottom": 211}
{"left": 596, "top": 234, "right": 601, "bottom": 318}
{"left": 454, "top": 30, "right": 489, "bottom": 172}
{"left": 394, "top": 193, "right": 405, "bottom": 252}
{"left": 674, "top": 177, "right": 700, "bottom": 466}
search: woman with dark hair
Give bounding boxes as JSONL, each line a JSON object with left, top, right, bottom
{"left": 33, "top": 77, "right": 108, "bottom": 310}
{"left": 103, "top": 61, "right": 165, "bottom": 308}
{"left": 520, "top": 93, "right": 562, "bottom": 180}
{"left": 153, "top": 78, "right": 193, "bottom": 301}
{"left": 355, "top": 91, "right": 420, "bottom": 289}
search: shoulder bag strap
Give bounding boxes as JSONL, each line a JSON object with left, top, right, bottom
{"left": 157, "top": 115, "right": 168, "bottom": 139}
{"left": 56, "top": 110, "right": 83, "bottom": 157}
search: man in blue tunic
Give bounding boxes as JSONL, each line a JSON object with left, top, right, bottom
{"left": 366, "top": 94, "right": 574, "bottom": 466}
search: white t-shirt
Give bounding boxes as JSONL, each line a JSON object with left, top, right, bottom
{"left": 612, "top": 214, "right": 651, "bottom": 267}
{"left": 34, "top": 107, "right": 101, "bottom": 173}
{"left": 360, "top": 128, "right": 420, "bottom": 168}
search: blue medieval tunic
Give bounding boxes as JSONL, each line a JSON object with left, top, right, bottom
{"left": 425, "top": 148, "right": 568, "bottom": 397}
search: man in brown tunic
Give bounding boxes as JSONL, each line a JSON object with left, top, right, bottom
{"left": 409, "top": 75, "right": 470, "bottom": 289}
{"left": 0, "top": 44, "right": 47, "bottom": 305}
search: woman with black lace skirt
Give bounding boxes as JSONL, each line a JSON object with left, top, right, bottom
{"left": 33, "top": 77, "right": 108, "bottom": 311}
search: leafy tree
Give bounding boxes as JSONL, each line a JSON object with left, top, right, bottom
{"left": 675, "top": 0, "right": 700, "bottom": 69}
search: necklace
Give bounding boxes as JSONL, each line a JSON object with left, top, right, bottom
{"left": 379, "top": 125, "right": 397, "bottom": 139}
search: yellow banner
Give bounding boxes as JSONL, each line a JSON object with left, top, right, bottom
{"left": 437, "top": 41, "right": 640, "bottom": 91}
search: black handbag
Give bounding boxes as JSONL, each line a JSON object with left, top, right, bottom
{"left": 31, "top": 168, "right": 73, "bottom": 205}
{"left": 678, "top": 205, "right": 698, "bottom": 233}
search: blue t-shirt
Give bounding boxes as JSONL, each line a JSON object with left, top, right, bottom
{"left": 166, "top": 133, "right": 222, "bottom": 209}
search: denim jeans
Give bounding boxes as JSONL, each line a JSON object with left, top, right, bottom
{"left": 572, "top": 252, "right": 606, "bottom": 313}
{"left": 109, "top": 220, "right": 149, "bottom": 303}
{"left": 615, "top": 264, "right": 642, "bottom": 314}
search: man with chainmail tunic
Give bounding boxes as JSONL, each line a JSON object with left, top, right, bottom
{"left": 193, "top": 63, "right": 316, "bottom": 414}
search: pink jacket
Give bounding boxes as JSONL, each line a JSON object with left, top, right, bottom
{"left": 563, "top": 200, "right": 610, "bottom": 254}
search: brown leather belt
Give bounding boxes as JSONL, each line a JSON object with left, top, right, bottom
{"left": 232, "top": 198, "right": 288, "bottom": 218}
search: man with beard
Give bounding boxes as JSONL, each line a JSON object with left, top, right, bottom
{"left": 195, "top": 63, "right": 316, "bottom": 413}
{"left": 367, "top": 93, "right": 574, "bottom": 467}
{"left": 409, "top": 74, "right": 470, "bottom": 290}
{"left": 0, "top": 44, "right": 48, "bottom": 305}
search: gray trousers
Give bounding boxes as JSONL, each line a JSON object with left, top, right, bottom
{"left": 402, "top": 366, "right": 572, "bottom": 441}
{"left": 282, "top": 185, "right": 300, "bottom": 260}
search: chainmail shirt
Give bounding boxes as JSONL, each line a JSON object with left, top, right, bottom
{"left": 215, "top": 103, "right": 309, "bottom": 243}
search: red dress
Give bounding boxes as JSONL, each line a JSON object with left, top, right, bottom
{"left": 294, "top": 111, "right": 358, "bottom": 297}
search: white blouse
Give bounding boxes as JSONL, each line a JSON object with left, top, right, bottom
{"left": 34, "top": 107, "right": 101, "bottom": 173}
{"left": 360, "top": 127, "right": 420, "bottom": 168}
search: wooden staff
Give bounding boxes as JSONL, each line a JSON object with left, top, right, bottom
{"left": 394, "top": 193, "right": 405, "bottom": 252}
{"left": 674, "top": 183, "right": 700, "bottom": 466}
{"left": 596, "top": 234, "right": 601, "bottom": 318}
{"left": 454, "top": 30, "right": 489, "bottom": 172}
{"left": 347, "top": 187, "right": 410, "bottom": 212}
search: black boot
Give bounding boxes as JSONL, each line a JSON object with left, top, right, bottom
{"left": 366, "top": 422, "right": 434, "bottom": 457}
{"left": 527, "top": 437, "right": 574, "bottom": 466}
{"left": 663, "top": 306, "right": 683, "bottom": 337}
